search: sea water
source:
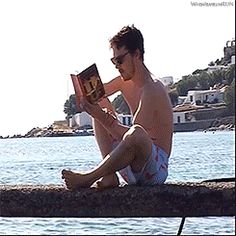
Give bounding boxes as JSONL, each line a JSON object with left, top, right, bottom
{"left": 0, "top": 131, "right": 235, "bottom": 235}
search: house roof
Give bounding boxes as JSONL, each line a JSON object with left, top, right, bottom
{"left": 173, "top": 104, "right": 205, "bottom": 112}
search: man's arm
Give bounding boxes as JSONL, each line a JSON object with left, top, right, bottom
{"left": 80, "top": 98, "right": 129, "bottom": 141}
{"left": 98, "top": 76, "right": 122, "bottom": 112}
{"left": 103, "top": 76, "right": 122, "bottom": 97}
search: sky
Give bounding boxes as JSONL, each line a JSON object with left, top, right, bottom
{"left": 0, "top": 0, "right": 235, "bottom": 136}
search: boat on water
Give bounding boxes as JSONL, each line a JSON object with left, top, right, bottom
{"left": 74, "top": 129, "right": 94, "bottom": 136}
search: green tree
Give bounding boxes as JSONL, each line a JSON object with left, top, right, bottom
{"left": 168, "top": 90, "right": 179, "bottom": 107}
{"left": 208, "top": 61, "right": 215, "bottom": 66}
{"left": 224, "top": 79, "right": 235, "bottom": 115}
{"left": 63, "top": 93, "right": 131, "bottom": 119}
{"left": 63, "top": 94, "right": 78, "bottom": 119}
{"left": 208, "top": 69, "right": 223, "bottom": 87}
{"left": 176, "top": 75, "right": 198, "bottom": 95}
{"left": 196, "top": 71, "right": 210, "bottom": 90}
{"left": 175, "top": 66, "right": 235, "bottom": 97}
{"left": 224, "top": 64, "right": 235, "bottom": 84}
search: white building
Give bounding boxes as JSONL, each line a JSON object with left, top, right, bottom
{"left": 69, "top": 112, "right": 93, "bottom": 128}
{"left": 117, "top": 114, "right": 133, "bottom": 126}
{"left": 229, "top": 55, "right": 235, "bottom": 65}
{"left": 173, "top": 110, "right": 196, "bottom": 124}
{"left": 184, "top": 87, "right": 225, "bottom": 105}
{"left": 69, "top": 112, "right": 133, "bottom": 128}
{"left": 117, "top": 109, "right": 197, "bottom": 125}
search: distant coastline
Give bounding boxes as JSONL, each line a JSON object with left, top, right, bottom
{"left": 174, "top": 116, "right": 235, "bottom": 132}
{"left": 0, "top": 116, "right": 234, "bottom": 139}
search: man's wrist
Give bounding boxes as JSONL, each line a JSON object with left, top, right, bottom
{"left": 98, "top": 109, "right": 117, "bottom": 127}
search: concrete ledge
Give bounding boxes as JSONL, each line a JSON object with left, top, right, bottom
{"left": 0, "top": 181, "right": 235, "bottom": 217}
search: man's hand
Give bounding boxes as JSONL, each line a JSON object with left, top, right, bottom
{"left": 80, "top": 97, "right": 104, "bottom": 121}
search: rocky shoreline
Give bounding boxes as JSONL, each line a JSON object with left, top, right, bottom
{"left": 204, "top": 116, "right": 235, "bottom": 131}
{"left": 0, "top": 124, "right": 94, "bottom": 139}
{"left": 174, "top": 116, "right": 235, "bottom": 133}
{"left": 0, "top": 116, "right": 234, "bottom": 139}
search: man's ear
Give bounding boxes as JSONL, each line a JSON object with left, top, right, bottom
{"left": 134, "top": 49, "right": 142, "bottom": 60}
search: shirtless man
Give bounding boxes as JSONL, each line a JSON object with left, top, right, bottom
{"left": 62, "top": 25, "right": 173, "bottom": 189}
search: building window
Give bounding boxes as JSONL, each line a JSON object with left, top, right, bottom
{"left": 127, "top": 117, "right": 132, "bottom": 126}
{"left": 122, "top": 117, "right": 126, "bottom": 125}
{"left": 190, "top": 95, "right": 193, "bottom": 102}
{"left": 177, "top": 116, "right": 181, "bottom": 123}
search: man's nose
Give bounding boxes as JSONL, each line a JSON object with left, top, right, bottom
{"left": 115, "top": 64, "right": 120, "bottom": 70}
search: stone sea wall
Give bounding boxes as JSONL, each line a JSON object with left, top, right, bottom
{"left": 1, "top": 180, "right": 235, "bottom": 217}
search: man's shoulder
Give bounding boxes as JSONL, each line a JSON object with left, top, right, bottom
{"left": 141, "top": 83, "right": 158, "bottom": 102}
{"left": 143, "top": 80, "right": 165, "bottom": 94}
{"left": 141, "top": 80, "right": 169, "bottom": 106}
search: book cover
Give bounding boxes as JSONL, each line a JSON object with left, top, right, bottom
{"left": 70, "top": 63, "right": 105, "bottom": 105}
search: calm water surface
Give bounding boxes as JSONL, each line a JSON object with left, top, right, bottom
{"left": 0, "top": 131, "right": 235, "bottom": 235}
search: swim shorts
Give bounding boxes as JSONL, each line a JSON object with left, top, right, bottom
{"left": 118, "top": 143, "right": 169, "bottom": 185}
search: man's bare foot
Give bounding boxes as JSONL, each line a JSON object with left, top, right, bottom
{"left": 61, "top": 169, "right": 93, "bottom": 190}
{"left": 94, "top": 174, "right": 119, "bottom": 189}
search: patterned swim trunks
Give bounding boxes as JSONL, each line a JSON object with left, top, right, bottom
{"left": 118, "top": 143, "right": 169, "bottom": 185}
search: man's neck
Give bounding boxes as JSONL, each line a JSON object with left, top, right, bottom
{"left": 132, "top": 62, "right": 152, "bottom": 88}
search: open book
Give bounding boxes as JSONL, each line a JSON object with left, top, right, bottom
{"left": 70, "top": 63, "right": 105, "bottom": 105}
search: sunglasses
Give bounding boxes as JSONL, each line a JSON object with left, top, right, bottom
{"left": 111, "top": 51, "right": 129, "bottom": 66}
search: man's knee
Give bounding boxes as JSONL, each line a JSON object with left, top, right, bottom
{"left": 122, "top": 125, "right": 152, "bottom": 168}
{"left": 123, "top": 124, "right": 148, "bottom": 145}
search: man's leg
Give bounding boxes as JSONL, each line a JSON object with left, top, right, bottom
{"left": 62, "top": 125, "right": 152, "bottom": 189}
{"left": 93, "top": 118, "right": 120, "bottom": 188}
{"left": 93, "top": 98, "right": 117, "bottom": 157}
{"left": 93, "top": 98, "right": 126, "bottom": 188}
